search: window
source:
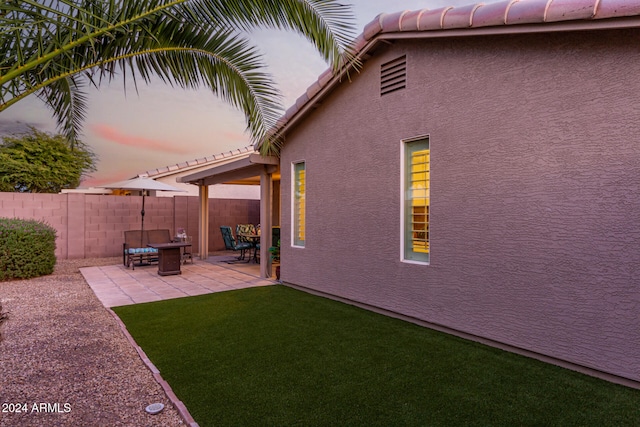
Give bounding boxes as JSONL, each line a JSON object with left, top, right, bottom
{"left": 293, "top": 161, "right": 306, "bottom": 247}
{"left": 403, "top": 137, "right": 429, "bottom": 263}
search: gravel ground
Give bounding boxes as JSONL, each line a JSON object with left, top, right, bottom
{"left": 0, "top": 258, "right": 185, "bottom": 427}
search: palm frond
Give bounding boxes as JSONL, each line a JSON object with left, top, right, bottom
{"left": 1, "top": 0, "right": 358, "bottom": 153}
{"left": 119, "top": 19, "right": 283, "bottom": 142}
{"left": 183, "top": 0, "right": 358, "bottom": 71}
{"left": 37, "top": 75, "right": 89, "bottom": 145}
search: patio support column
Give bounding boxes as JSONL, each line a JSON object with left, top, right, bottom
{"left": 198, "top": 183, "right": 209, "bottom": 260}
{"left": 260, "top": 167, "right": 273, "bottom": 278}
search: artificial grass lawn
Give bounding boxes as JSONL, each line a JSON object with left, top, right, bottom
{"left": 113, "top": 285, "right": 640, "bottom": 426}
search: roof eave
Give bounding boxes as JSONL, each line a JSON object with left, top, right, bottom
{"left": 142, "top": 146, "right": 256, "bottom": 180}
{"left": 267, "top": 15, "right": 640, "bottom": 145}
{"left": 178, "top": 153, "right": 278, "bottom": 185}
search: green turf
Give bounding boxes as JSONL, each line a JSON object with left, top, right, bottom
{"left": 113, "top": 285, "right": 640, "bottom": 426}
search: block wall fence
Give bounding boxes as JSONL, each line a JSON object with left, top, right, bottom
{"left": 0, "top": 192, "right": 259, "bottom": 259}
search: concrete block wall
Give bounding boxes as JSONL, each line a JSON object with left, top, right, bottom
{"left": 0, "top": 193, "right": 71, "bottom": 256}
{"left": 208, "top": 198, "right": 261, "bottom": 250}
{"left": 0, "top": 192, "right": 259, "bottom": 259}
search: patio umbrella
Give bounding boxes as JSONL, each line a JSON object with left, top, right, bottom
{"left": 100, "top": 176, "right": 185, "bottom": 247}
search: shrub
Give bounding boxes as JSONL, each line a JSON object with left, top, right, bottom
{"left": 0, "top": 218, "right": 56, "bottom": 280}
{"left": 269, "top": 239, "right": 280, "bottom": 262}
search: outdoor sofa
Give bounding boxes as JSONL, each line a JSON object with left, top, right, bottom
{"left": 123, "top": 229, "right": 172, "bottom": 269}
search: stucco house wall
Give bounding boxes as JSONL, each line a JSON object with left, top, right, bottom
{"left": 279, "top": 29, "right": 640, "bottom": 383}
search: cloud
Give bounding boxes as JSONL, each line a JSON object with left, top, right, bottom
{"left": 223, "top": 130, "right": 249, "bottom": 143}
{"left": 81, "top": 170, "right": 134, "bottom": 187}
{"left": 0, "top": 118, "right": 48, "bottom": 137}
{"left": 91, "top": 123, "right": 191, "bottom": 154}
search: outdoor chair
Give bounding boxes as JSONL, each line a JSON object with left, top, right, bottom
{"left": 236, "top": 224, "right": 257, "bottom": 244}
{"left": 220, "top": 226, "right": 252, "bottom": 262}
{"left": 178, "top": 235, "right": 193, "bottom": 264}
{"left": 173, "top": 229, "right": 193, "bottom": 264}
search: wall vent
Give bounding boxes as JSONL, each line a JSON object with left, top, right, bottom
{"left": 381, "top": 55, "right": 407, "bottom": 96}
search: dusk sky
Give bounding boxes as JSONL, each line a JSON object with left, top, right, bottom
{"left": 1, "top": 0, "right": 480, "bottom": 187}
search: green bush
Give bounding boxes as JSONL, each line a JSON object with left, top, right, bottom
{"left": 0, "top": 218, "right": 56, "bottom": 280}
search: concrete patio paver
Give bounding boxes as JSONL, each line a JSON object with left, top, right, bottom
{"left": 81, "top": 258, "right": 275, "bottom": 308}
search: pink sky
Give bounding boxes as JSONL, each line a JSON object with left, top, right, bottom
{"left": 92, "top": 124, "right": 193, "bottom": 155}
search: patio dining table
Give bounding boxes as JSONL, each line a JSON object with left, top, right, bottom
{"left": 238, "top": 233, "right": 260, "bottom": 263}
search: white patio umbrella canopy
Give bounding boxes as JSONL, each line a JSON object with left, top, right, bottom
{"left": 100, "top": 176, "right": 185, "bottom": 247}
{"left": 100, "top": 176, "right": 185, "bottom": 193}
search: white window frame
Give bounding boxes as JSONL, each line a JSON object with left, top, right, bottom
{"left": 400, "top": 135, "right": 430, "bottom": 265}
{"left": 291, "top": 160, "right": 306, "bottom": 248}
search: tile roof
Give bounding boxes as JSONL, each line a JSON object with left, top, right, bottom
{"left": 140, "top": 146, "right": 254, "bottom": 178}
{"left": 264, "top": 0, "right": 640, "bottom": 146}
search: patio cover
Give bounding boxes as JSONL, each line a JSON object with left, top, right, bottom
{"left": 178, "top": 153, "right": 279, "bottom": 278}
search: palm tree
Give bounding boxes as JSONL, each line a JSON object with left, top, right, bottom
{"left": 0, "top": 0, "right": 357, "bottom": 155}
